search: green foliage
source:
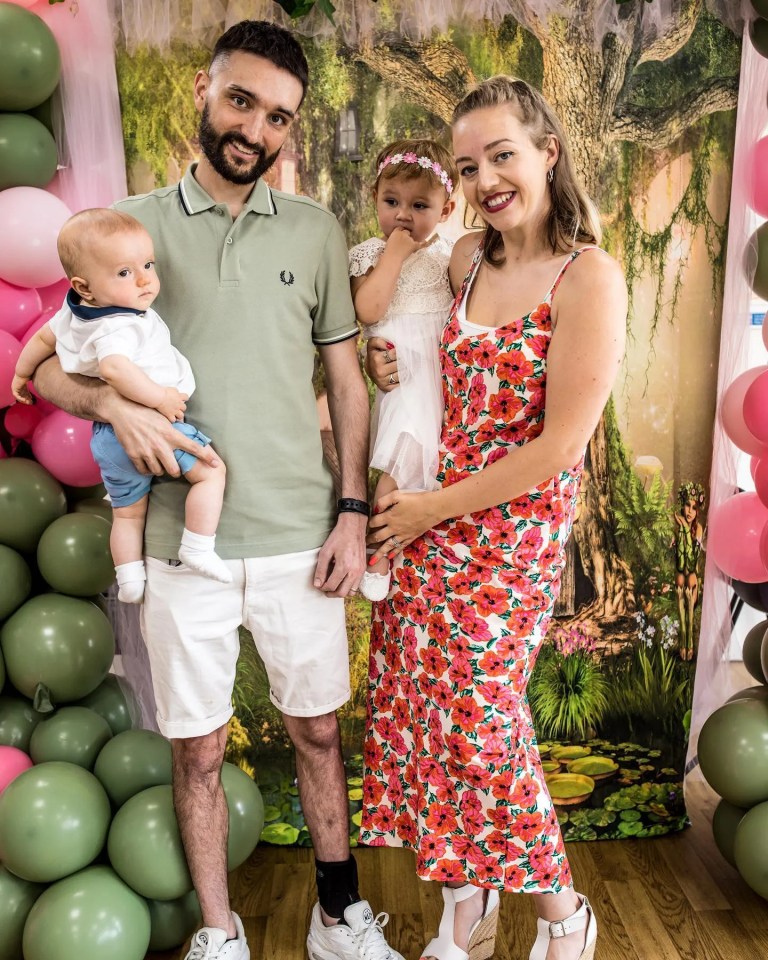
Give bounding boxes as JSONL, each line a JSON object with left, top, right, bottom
{"left": 274, "top": 0, "right": 336, "bottom": 22}
{"left": 613, "top": 464, "right": 675, "bottom": 593}
{"left": 529, "top": 645, "right": 610, "bottom": 742}
{"left": 452, "top": 17, "right": 543, "bottom": 87}
{"left": 116, "top": 43, "right": 207, "bottom": 185}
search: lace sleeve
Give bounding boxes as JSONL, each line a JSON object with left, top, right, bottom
{"left": 349, "top": 237, "right": 386, "bottom": 278}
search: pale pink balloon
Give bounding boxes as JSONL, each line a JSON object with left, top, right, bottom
{"left": 750, "top": 137, "right": 768, "bottom": 219}
{"left": 709, "top": 491, "right": 768, "bottom": 583}
{"left": 0, "top": 279, "right": 42, "bottom": 339}
{"left": 721, "top": 366, "right": 768, "bottom": 456}
{"left": 31, "top": 408, "right": 101, "bottom": 486}
{"left": 36, "top": 277, "right": 70, "bottom": 314}
{"left": 5, "top": 402, "right": 44, "bottom": 440}
{"left": 0, "top": 746, "right": 33, "bottom": 796}
{"left": 744, "top": 370, "right": 768, "bottom": 444}
{"left": 21, "top": 306, "right": 55, "bottom": 346}
{"left": 0, "top": 187, "right": 71, "bottom": 288}
{"left": 0, "top": 330, "right": 22, "bottom": 408}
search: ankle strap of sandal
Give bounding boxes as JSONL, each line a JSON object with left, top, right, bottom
{"left": 546, "top": 896, "right": 591, "bottom": 939}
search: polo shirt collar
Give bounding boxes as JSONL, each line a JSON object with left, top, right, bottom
{"left": 67, "top": 288, "right": 144, "bottom": 321}
{"left": 179, "top": 163, "right": 276, "bottom": 217}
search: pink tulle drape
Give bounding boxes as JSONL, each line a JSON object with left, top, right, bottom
{"left": 687, "top": 20, "right": 768, "bottom": 778}
{"left": 33, "top": 0, "right": 127, "bottom": 212}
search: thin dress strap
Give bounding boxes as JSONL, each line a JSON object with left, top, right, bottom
{"left": 455, "top": 242, "right": 484, "bottom": 321}
{"left": 545, "top": 245, "right": 600, "bottom": 304}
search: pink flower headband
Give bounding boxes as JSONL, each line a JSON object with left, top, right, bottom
{"left": 377, "top": 152, "right": 454, "bottom": 196}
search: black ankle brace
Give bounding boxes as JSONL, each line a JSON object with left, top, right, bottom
{"left": 315, "top": 855, "right": 360, "bottom": 922}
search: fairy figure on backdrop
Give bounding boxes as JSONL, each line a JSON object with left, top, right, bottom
{"left": 673, "top": 480, "right": 705, "bottom": 661}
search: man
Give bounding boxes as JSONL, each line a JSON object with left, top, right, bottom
{"left": 34, "top": 21, "right": 403, "bottom": 960}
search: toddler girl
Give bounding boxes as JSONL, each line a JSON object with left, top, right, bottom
{"left": 349, "top": 139, "right": 458, "bottom": 600}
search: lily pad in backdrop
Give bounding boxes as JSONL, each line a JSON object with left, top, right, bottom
{"left": 545, "top": 773, "right": 595, "bottom": 805}
{"left": 260, "top": 822, "right": 300, "bottom": 845}
{"left": 566, "top": 756, "right": 619, "bottom": 780}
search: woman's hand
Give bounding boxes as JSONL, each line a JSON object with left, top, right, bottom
{"left": 366, "top": 336, "right": 399, "bottom": 392}
{"left": 367, "top": 488, "right": 444, "bottom": 565}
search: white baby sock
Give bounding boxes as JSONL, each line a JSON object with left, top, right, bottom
{"left": 177, "top": 528, "right": 233, "bottom": 583}
{"left": 359, "top": 569, "right": 391, "bottom": 602}
{"left": 115, "top": 560, "right": 146, "bottom": 604}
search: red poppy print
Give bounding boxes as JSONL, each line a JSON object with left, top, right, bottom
{"left": 361, "top": 245, "right": 592, "bottom": 892}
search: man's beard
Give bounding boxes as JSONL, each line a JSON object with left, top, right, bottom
{"left": 198, "top": 104, "right": 280, "bottom": 185}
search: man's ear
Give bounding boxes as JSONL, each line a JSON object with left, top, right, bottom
{"left": 70, "top": 276, "right": 93, "bottom": 300}
{"left": 193, "top": 69, "right": 211, "bottom": 114}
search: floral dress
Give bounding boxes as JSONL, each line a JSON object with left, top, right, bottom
{"left": 360, "top": 243, "right": 597, "bottom": 893}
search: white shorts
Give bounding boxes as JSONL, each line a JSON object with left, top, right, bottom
{"left": 140, "top": 548, "right": 350, "bottom": 739}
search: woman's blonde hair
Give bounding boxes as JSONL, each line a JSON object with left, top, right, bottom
{"left": 452, "top": 76, "right": 601, "bottom": 265}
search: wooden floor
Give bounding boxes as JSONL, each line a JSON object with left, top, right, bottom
{"left": 148, "top": 777, "right": 768, "bottom": 960}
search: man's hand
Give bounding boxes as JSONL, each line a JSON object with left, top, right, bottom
{"left": 107, "top": 395, "right": 219, "bottom": 476}
{"left": 156, "top": 387, "right": 188, "bottom": 423}
{"left": 366, "top": 336, "right": 399, "bottom": 392}
{"left": 313, "top": 512, "right": 366, "bottom": 598}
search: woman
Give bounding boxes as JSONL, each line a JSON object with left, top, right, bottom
{"left": 361, "top": 76, "right": 627, "bottom": 960}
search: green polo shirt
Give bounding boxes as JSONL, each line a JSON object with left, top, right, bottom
{"left": 115, "top": 165, "right": 358, "bottom": 559}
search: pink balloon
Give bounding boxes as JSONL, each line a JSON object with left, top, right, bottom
{"left": 36, "top": 277, "right": 70, "bottom": 314}
{"left": 721, "top": 366, "right": 768, "bottom": 456}
{"left": 0, "top": 330, "right": 22, "bottom": 408}
{"left": 751, "top": 455, "right": 761, "bottom": 481}
{"left": 757, "top": 459, "right": 768, "bottom": 510}
{"left": 21, "top": 306, "right": 55, "bottom": 346}
{"left": 31, "top": 408, "right": 101, "bottom": 486}
{"left": 750, "top": 137, "right": 768, "bottom": 219}
{"left": 0, "top": 746, "right": 33, "bottom": 796}
{"left": 4, "top": 0, "right": 38, "bottom": 7}
{"left": 0, "top": 279, "right": 42, "bottom": 339}
{"left": 5, "top": 402, "right": 44, "bottom": 440}
{"left": 744, "top": 370, "right": 768, "bottom": 444}
{"left": 0, "top": 187, "right": 71, "bottom": 288}
{"left": 708, "top": 491, "right": 768, "bottom": 583}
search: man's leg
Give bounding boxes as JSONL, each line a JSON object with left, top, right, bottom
{"left": 173, "top": 724, "right": 235, "bottom": 936}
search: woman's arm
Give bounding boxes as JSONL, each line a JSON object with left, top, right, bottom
{"left": 368, "top": 250, "right": 628, "bottom": 557}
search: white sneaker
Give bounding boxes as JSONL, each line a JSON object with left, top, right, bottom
{"left": 184, "top": 912, "right": 249, "bottom": 960}
{"left": 306, "top": 900, "right": 405, "bottom": 960}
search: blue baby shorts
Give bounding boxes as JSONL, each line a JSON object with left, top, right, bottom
{"left": 91, "top": 420, "right": 212, "bottom": 508}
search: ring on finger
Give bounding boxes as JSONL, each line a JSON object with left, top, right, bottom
{"left": 383, "top": 350, "right": 391, "bottom": 363}
{"left": 391, "top": 536, "right": 402, "bottom": 550}
{"left": 388, "top": 372, "right": 398, "bottom": 385}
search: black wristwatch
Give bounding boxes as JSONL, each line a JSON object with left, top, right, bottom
{"left": 337, "top": 497, "right": 371, "bottom": 518}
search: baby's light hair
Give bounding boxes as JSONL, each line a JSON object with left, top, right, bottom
{"left": 57, "top": 208, "right": 149, "bottom": 279}
{"left": 374, "top": 138, "right": 458, "bottom": 199}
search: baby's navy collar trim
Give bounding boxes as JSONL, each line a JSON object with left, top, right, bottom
{"left": 67, "top": 288, "right": 145, "bottom": 321}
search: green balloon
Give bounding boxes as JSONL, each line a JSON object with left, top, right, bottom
{"left": 64, "top": 482, "right": 107, "bottom": 505}
{"left": 0, "top": 5, "right": 60, "bottom": 112}
{"left": 108, "top": 784, "right": 193, "bottom": 900}
{"left": 0, "top": 865, "right": 46, "bottom": 960}
{"left": 37, "top": 513, "right": 115, "bottom": 596}
{"left": 0, "top": 696, "right": 42, "bottom": 750}
{"left": 751, "top": 17, "right": 768, "bottom": 58}
{"left": 22, "top": 865, "right": 150, "bottom": 960}
{"left": 72, "top": 498, "right": 113, "bottom": 524}
{"left": 147, "top": 890, "right": 201, "bottom": 951}
{"left": 712, "top": 799, "right": 747, "bottom": 868}
{"left": 742, "top": 620, "right": 768, "bottom": 684}
{"left": 0, "top": 594, "right": 114, "bottom": 708}
{"left": 698, "top": 699, "right": 768, "bottom": 807}
{"left": 0, "top": 761, "right": 110, "bottom": 883}
{"left": 29, "top": 706, "right": 113, "bottom": 770}
{"left": 0, "top": 546, "right": 32, "bottom": 621}
{"left": 734, "top": 800, "right": 768, "bottom": 899}
{"left": 0, "top": 647, "right": 4, "bottom": 693}
{"left": 75, "top": 675, "right": 135, "bottom": 736}
{"left": 27, "top": 95, "right": 54, "bottom": 136}
{"left": 222, "top": 761, "right": 265, "bottom": 870}
{"left": 0, "top": 459, "right": 66, "bottom": 553}
{"left": 94, "top": 728, "right": 172, "bottom": 807}
{"left": 0, "top": 113, "right": 57, "bottom": 190}
{"left": 727, "top": 684, "right": 768, "bottom": 704}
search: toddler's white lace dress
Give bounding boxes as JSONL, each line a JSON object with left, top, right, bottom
{"left": 349, "top": 235, "right": 454, "bottom": 491}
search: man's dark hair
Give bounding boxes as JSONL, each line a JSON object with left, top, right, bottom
{"left": 210, "top": 20, "right": 309, "bottom": 104}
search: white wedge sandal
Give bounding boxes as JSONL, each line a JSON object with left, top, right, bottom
{"left": 529, "top": 894, "right": 597, "bottom": 960}
{"left": 421, "top": 884, "right": 500, "bottom": 960}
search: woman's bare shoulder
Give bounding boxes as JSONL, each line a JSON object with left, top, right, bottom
{"left": 448, "top": 231, "right": 483, "bottom": 293}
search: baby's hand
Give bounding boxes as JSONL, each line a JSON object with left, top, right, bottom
{"left": 385, "top": 227, "right": 437, "bottom": 262}
{"left": 157, "top": 387, "right": 188, "bottom": 423}
{"left": 11, "top": 375, "right": 33, "bottom": 404}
